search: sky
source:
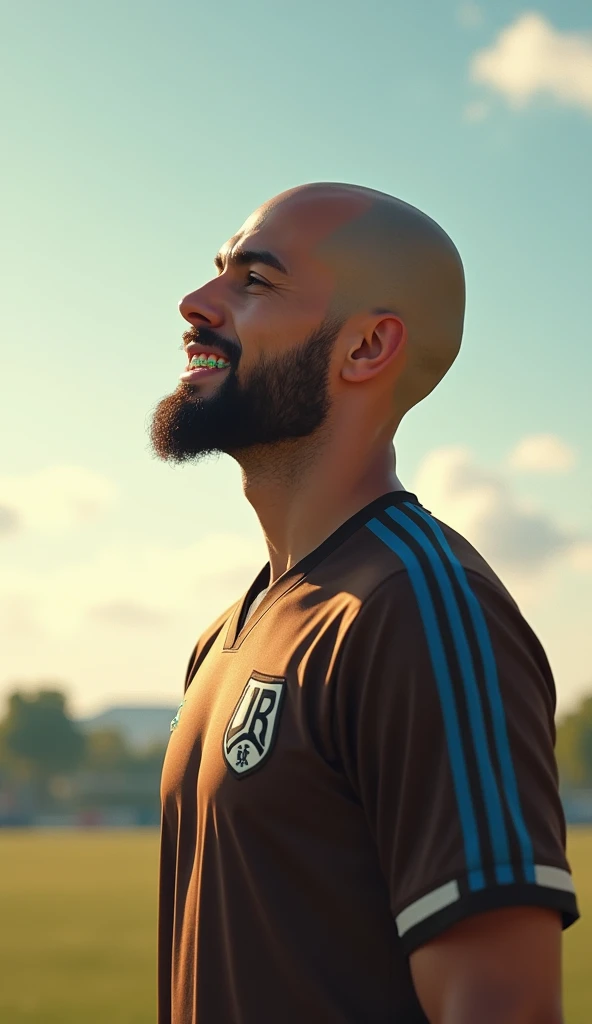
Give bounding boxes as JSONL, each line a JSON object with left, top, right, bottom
{"left": 1, "top": 0, "right": 591, "bottom": 719}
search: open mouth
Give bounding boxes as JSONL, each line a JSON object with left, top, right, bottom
{"left": 179, "top": 351, "right": 231, "bottom": 383}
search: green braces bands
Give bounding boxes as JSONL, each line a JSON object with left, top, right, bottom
{"left": 189, "top": 355, "right": 229, "bottom": 369}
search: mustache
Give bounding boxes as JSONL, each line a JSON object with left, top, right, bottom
{"left": 182, "top": 326, "right": 241, "bottom": 365}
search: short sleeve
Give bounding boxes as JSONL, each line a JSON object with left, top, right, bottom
{"left": 332, "top": 564, "right": 579, "bottom": 955}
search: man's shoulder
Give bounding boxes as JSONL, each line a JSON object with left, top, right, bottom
{"left": 332, "top": 502, "right": 550, "bottom": 705}
{"left": 335, "top": 499, "right": 516, "bottom": 615}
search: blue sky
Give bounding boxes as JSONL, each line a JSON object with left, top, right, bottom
{"left": 1, "top": 0, "right": 591, "bottom": 717}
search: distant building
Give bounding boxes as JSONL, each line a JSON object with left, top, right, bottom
{"left": 77, "top": 705, "right": 177, "bottom": 751}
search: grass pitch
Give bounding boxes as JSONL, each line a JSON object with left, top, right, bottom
{"left": 0, "top": 830, "right": 158, "bottom": 1024}
{"left": 0, "top": 828, "right": 589, "bottom": 1022}
{"left": 563, "top": 830, "right": 591, "bottom": 1024}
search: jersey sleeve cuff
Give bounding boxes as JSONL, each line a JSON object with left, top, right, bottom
{"left": 395, "top": 869, "right": 580, "bottom": 956}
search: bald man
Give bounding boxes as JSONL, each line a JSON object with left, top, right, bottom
{"left": 151, "top": 184, "right": 578, "bottom": 1024}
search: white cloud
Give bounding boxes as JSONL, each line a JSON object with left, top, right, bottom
{"left": 508, "top": 434, "right": 577, "bottom": 473}
{"left": 0, "top": 532, "right": 264, "bottom": 635}
{"left": 470, "top": 13, "right": 592, "bottom": 112}
{"left": 413, "top": 446, "right": 587, "bottom": 585}
{"left": 464, "top": 99, "right": 490, "bottom": 122}
{"left": 0, "top": 530, "right": 266, "bottom": 715}
{"left": 89, "top": 601, "right": 171, "bottom": 630}
{"left": 0, "top": 505, "right": 21, "bottom": 536}
{"left": 569, "top": 542, "right": 592, "bottom": 572}
{"left": 458, "top": 2, "right": 484, "bottom": 29}
{"left": 0, "top": 465, "right": 116, "bottom": 534}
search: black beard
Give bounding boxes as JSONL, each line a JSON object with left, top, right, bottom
{"left": 149, "top": 318, "right": 341, "bottom": 463}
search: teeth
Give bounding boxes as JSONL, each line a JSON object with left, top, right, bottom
{"left": 188, "top": 353, "right": 230, "bottom": 369}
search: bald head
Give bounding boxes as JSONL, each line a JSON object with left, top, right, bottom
{"left": 166, "top": 182, "right": 466, "bottom": 473}
{"left": 250, "top": 182, "right": 466, "bottom": 420}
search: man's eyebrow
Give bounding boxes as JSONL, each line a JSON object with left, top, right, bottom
{"left": 214, "top": 248, "right": 289, "bottom": 276}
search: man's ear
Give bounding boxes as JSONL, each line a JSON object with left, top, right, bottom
{"left": 341, "top": 315, "right": 407, "bottom": 383}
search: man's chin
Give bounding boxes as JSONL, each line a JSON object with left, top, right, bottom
{"left": 149, "top": 385, "right": 241, "bottom": 462}
{"left": 150, "top": 388, "right": 202, "bottom": 462}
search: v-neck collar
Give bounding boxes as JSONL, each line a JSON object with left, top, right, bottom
{"left": 223, "top": 489, "right": 419, "bottom": 650}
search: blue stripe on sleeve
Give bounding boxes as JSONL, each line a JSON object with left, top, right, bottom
{"left": 365, "top": 516, "right": 485, "bottom": 890}
{"left": 385, "top": 505, "right": 513, "bottom": 884}
{"left": 405, "top": 503, "right": 536, "bottom": 884}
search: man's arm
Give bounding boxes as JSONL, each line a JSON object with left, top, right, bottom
{"left": 410, "top": 906, "right": 563, "bottom": 1024}
{"left": 331, "top": 554, "right": 578, "bottom": 1018}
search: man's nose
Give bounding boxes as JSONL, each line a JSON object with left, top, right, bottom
{"left": 179, "top": 283, "right": 225, "bottom": 327}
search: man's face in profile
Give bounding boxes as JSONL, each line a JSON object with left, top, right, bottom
{"left": 150, "top": 200, "right": 344, "bottom": 463}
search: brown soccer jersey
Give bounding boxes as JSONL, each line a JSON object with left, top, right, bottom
{"left": 158, "top": 490, "right": 579, "bottom": 1024}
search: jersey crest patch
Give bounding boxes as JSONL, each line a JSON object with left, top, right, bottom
{"left": 223, "top": 672, "right": 286, "bottom": 778}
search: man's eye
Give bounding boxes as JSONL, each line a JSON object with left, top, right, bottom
{"left": 246, "top": 272, "right": 270, "bottom": 287}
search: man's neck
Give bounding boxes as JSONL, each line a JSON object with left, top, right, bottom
{"left": 239, "top": 439, "right": 405, "bottom": 585}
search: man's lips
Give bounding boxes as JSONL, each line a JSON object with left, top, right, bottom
{"left": 179, "top": 340, "right": 233, "bottom": 383}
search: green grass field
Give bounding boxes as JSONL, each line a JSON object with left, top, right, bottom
{"left": 0, "top": 829, "right": 589, "bottom": 1023}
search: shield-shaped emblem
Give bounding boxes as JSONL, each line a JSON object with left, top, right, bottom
{"left": 223, "top": 672, "right": 286, "bottom": 777}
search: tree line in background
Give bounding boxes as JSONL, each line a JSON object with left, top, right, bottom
{"left": 0, "top": 685, "right": 591, "bottom": 816}
{"left": 556, "top": 695, "right": 592, "bottom": 789}
{"left": 0, "top": 687, "right": 167, "bottom": 822}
